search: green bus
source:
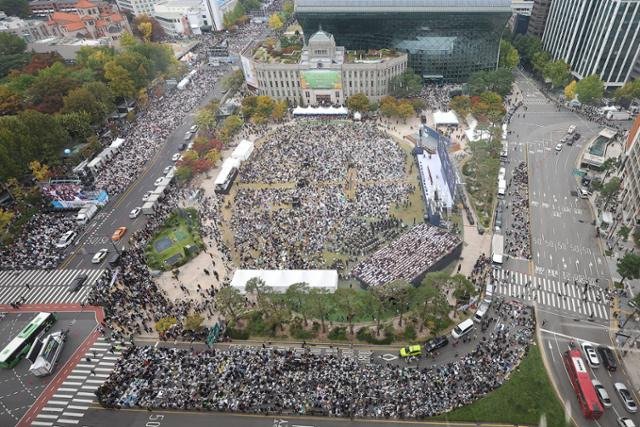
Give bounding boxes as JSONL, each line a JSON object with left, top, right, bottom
{"left": 0, "top": 312, "right": 57, "bottom": 368}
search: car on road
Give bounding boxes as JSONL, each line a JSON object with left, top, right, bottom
{"left": 424, "top": 336, "right": 448, "bottom": 353}
{"left": 178, "top": 143, "right": 187, "bottom": 151}
{"left": 111, "top": 226, "right": 127, "bottom": 241}
{"left": 184, "top": 131, "right": 193, "bottom": 141}
{"left": 598, "top": 345, "right": 617, "bottom": 371}
{"left": 68, "top": 274, "right": 88, "bottom": 292}
{"left": 163, "top": 166, "right": 173, "bottom": 174}
{"left": 555, "top": 143, "right": 563, "bottom": 151}
{"left": 592, "top": 379, "right": 612, "bottom": 408}
{"left": 615, "top": 382, "right": 639, "bottom": 413}
{"left": 399, "top": 345, "right": 422, "bottom": 357}
{"left": 189, "top": 124, "right": 198, "bottom": 133}
{"left": 154, "top": 177, "right": 165, "bottom": 186}
{"left": 568, "top": 124, "right": 576, "bottom": 134}
{"left": 142, "top": 191, "right": 153, "bottom": 202}
{"left": 187, "top": 141, "right": 194, "bottom": 150}
{"left": 55, "top": 230, "right": 77, "bottom": 248}
{"left": 581, "top": 342, "right": 600, "bottom": 367}
{"left": 172, "top": 153, "right": 182, "bottom": 162}
{"left": 573, "top": 132, "right": 581, "bottom": 141}
{"left": 577, "top": 187, "right": 590, "bottom": 199}
{"left": 618, "top": 417, "right": 637, "bottom": 427}
{"left": 129, "top": 207, "right": 141, "bottom": 219}
{"left": 91, "top": 248, "right": 108, "bottom": 264}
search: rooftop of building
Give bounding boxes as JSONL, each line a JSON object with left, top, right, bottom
{"left": 250, "top": 34, "right": 402, "bottom": 65}
{"left": 295, "top": 0, "right": 511, "bottom": 12}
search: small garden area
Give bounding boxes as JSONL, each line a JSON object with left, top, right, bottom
{"left": 462, "top": 135, "right": 502, "bottom": 229}
{"left": 145, "top": 208, "right": 204, "bottom": 270}
{"left": 218, "top": 272, "right": 478, "bottom": 344}
{"left": 432, "top": 345, "right": 569, "bottom": 427}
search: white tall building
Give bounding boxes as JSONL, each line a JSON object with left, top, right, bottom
{"left": 116, "top": 0, "right": 160, "bottom": 16}
{"left": 152, "top": 0, "right": 223, "bottom": 34}
{"left": 542, "top": 0, "right": 640, "bottom": 88}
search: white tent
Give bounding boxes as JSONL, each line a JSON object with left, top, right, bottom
{"left": 292, "top": 106, "right": 348, "bottom": 116}
{"left": 231, "top": 270, "right": 338, "bottom": 293}
{"left": 110, "top": 137, "right": 126, "bottom": 150}
{"left": 232, "top": 139, "right": 254, "bottom": 161}
{"left": 433, "top": 110, "right": 459, "bottom": 126}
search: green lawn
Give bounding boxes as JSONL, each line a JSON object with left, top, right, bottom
{"left": 145, "top": 208, "right": 204, "bottom": 270}
{"left": 462, "top": 138, "right": 501, "bottom": 229}
{"left": 432, "top": 345, "right": 569, "bottom": 427}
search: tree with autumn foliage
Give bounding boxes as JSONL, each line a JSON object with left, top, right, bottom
{"left": 132, "top": 14, "right": 165, "bottom": 42}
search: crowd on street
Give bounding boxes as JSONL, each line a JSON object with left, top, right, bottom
{"left": 231, "top": 122, "right": 413, "bottom": 270}
{"left": 351, "top": 223, "right": 461, "bottom": 287}
{"left": 96, "top": 299, "right": 533, "bottom": 419}
{"left": 505, "top": 161, "right": 531, "bottom": 260}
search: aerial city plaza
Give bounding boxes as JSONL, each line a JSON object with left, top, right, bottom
{"left": 1, "top": 0, "right": 640, "bottom": 426}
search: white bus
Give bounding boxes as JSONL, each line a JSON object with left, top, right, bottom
{"left": 28, "top": 331, "right": 67, "bottom": 377}
{"left": 0, "top": 312, "right": 57, "bottom": 368}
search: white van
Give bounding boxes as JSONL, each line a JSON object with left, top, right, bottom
{"left": 567, "top": 125, "right": 576, "bottom": 134}
{"left": 484, "top": 283, "right": 494, "bottom": 304}
{"left": 55, "top": 230, "right": 77, "bottom": 249}
{"left": 498, "top": 167, "right": 506, "bottom": 181}
{"left": 474, "top": 302, "right": 490, "bottom": 323}
{"left": 452, "top": 318, "right": 475, "bottom": 339}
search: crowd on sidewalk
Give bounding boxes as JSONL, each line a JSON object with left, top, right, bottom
{"left": 96, "top": 300, "right": 534, "bottom": 420}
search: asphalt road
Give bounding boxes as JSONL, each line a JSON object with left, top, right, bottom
{"left": 0, "top": 311, "right": 96, "bottom": 426}
{"left": 503, "top": 71, "right": 639, "bottom": 427}
{"left": 60, "top": 64, "right": 231, "bottom": 271}
{"left": 79, "top": 406, "right": 520, "bottom": 427}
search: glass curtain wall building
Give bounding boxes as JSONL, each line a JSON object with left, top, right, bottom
{"left": 294, "top": 0, "right": 512, "bottom": 83}
{"left": 542, "top": 0, "right": 640, "bottom": 88}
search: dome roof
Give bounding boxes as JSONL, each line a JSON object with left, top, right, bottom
{"left": 309, "top": 28, "right": 334, "bottom": 43}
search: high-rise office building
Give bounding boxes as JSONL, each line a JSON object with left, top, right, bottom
{"left": 622, "top": 115, "right": 640, "bottom": 227}
{"left": 527, "top": 0, "right": 551, "bottom": 37}
{"left": 294, "top": 0, "right": 512, "bottom": 83}
{"left": 542, "top": 0, "right": 640, "bottom": 88}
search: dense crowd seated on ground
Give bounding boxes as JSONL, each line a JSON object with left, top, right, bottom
{"left": 96, "top": 300, "right": 533, "bottom": 419}
{"left": 231, "top": 121, "right": 412, "bottom": 270}
{"left": 351, "top": 223, "right": 462, "bottom": 287}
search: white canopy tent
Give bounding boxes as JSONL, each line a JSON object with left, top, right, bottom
{"left": 214, "top": 158, "right": 241, "bottom": 185}
{"left": 292, "top": 106, "right": 349, "bottom": 117}
{"left": 232, "top": 139, "right": 254, "bottom": 161}
{"left": 433, "top": 110, "right": 459, "bottom": 126}
{"left": 231, "top": 270, "right": 338, "bottom": 293}
{"left": 110, "top": 137, "right": 126, "bottom": 150}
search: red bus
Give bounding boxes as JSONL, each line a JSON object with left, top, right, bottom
{"left": 563, "top": 349, "right": 604, "bottom": 419}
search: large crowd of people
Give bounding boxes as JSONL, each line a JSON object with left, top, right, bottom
{"left": 231, "top": 121, "right": 412, "bottom": 270}
{"left": 505, "top": 161, "right": 531, "bottom": 260}
{"left": 96, "top": 299, "right": 533, "bottom": 419}
{"left": 351, "top": 223, "right": 461, "bottom": 287}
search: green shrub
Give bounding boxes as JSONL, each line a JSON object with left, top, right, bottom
{"left": 403, "top": 323, "right": 417, "bottom": 341}
{"left": 290, "top": 318, "right": 316, "bottom": 340}
{"left": 328, "top": 326, "right": 348, "bottom": 341}
{"left": 226, "top": 327, "right": 250, "bottom": 340}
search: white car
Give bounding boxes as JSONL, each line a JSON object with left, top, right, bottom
{"left": 184, "top": 131, "right": 192, "bottom": 141}
{"left": 582, "top": 342, "right": 600, "bottom": 368}
{"left": 172, "top": 153, "right": 182, "bottom": 162}
{"left": 618, "top": 417, "right": 637, "bottom": 427}
{"left": 92, "top": 248, "right": 108, "bottom": 264}
{"left": 163, "top": 165, "right": 173, "bottom": 174}
{"left": 615, "top": 383, "right": 639, "bottom": 413}
{"left": 129, "top": 207, "right": 141, "bottom": 219}
{"left": 592, "top": 379, "right": 612, "bottom": 408}
{"left": 189, "top": 124, "right": 198, "bottom": 133}
{"left": 187, "top": 141, "right": 194, "bottom": 150}
{"left": 142, "top": 191, "right": 153, "bottom": 202}
{"left": 555, "top": 143, "right": 563, "bottom": 151}
{"left": 55, "top": 230, "right": 77, "bottom": 248}
{"left": 568, "top": 124, "right": 576, "bottom": 134}
{"left": 154, "top": 177, "right": 165, "bottom": 187}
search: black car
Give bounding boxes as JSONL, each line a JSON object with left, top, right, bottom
{"left": 68, "top": 274, "right": 88, "bottom": 292}
{"left": 178, "top": 143, "right": 187, "bottom": 151}
{"left": 598, "top": 345, "right": 617, "bottom": 371}
{"left": 573, "top": 132, "right": 581, "bottom": 141}
{"left": 424, "top": 335, "right": 449, "bottom": 353}
{"left": 108, "top": 252, "right": 120, "bottom": 267}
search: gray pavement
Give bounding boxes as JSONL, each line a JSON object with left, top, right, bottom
{"left": 0, "top": 311, "right": 96, "bottom": 426}
{"left": 500, "top": 71, "right": 639, "bottom": 427}
{"left": 79, "top": 407, "right": 514, "bottom": 427}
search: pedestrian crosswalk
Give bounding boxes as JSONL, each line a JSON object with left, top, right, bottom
{"left": 493, "top": 269, "right": 610, "bottom": 320}
{"left": 31, "top": 336, "right": 128, "bottom": 426}
{"left": 0, "top": 269, "right": 107, "bottom": 305}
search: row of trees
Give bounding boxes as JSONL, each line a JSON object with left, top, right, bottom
{"left": 267, "top": 1, "right": 294, "bottom": 31}
{"left": 241, "top": 95, "right": 288, "bottom": 124}
{"left": 449, "top": 92, "right": 505, "bottom": 125}
{"left": 223, "top": 0, "right": 263, "bottom": 28}
{"left": 0, "top": 33, "right": 182, "bottom": 183}
{"left": 511, "top": 34, "right": 605, "bottom": 105}
{"left": 214, "top": 273, "right": 474, "bottom": 340}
